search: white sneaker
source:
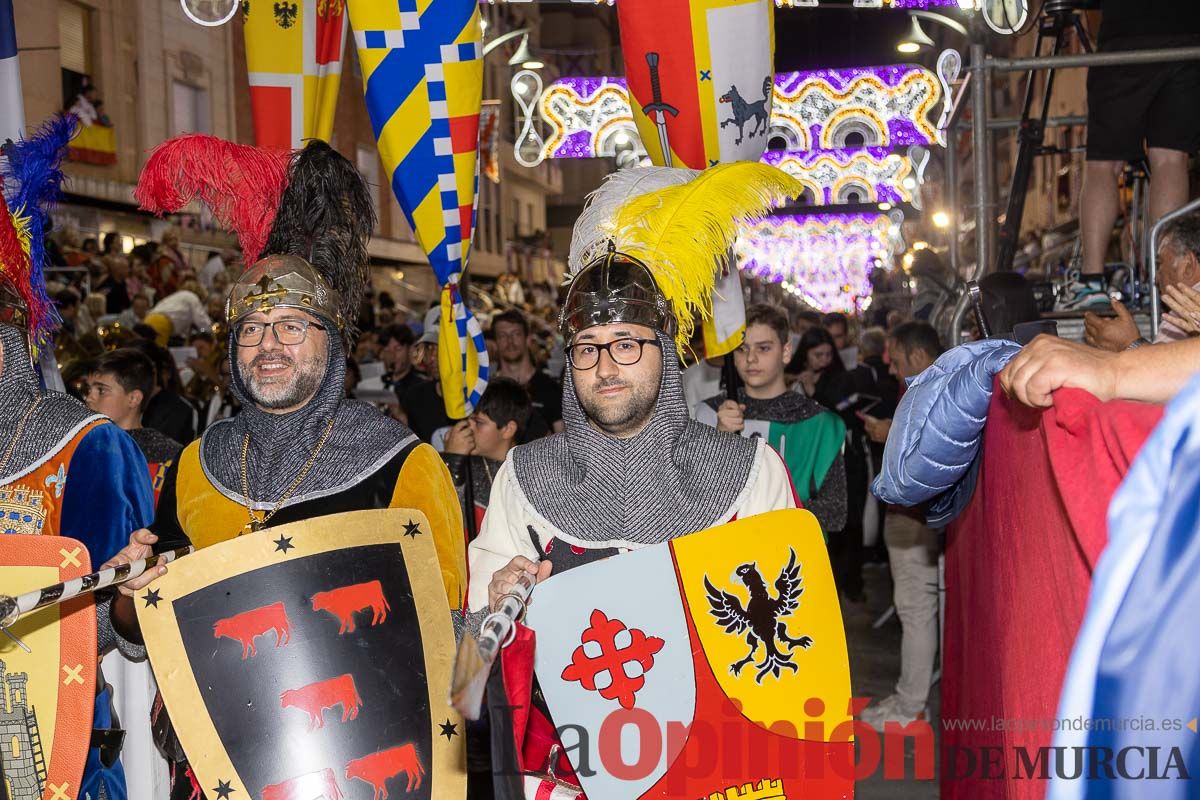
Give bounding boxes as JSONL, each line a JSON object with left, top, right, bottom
{"left": 859, "top": 694, "right": 926, "bottom": 732}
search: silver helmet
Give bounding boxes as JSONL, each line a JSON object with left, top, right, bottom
{"left": 559, "top": 243, "right": 676, "bottom": 342}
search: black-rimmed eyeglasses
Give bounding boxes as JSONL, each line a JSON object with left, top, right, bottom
{"left": 234, "top": 318, "right": 326, "bottom": 347}
{"left": 567, "top": 337, "right": 661, "bottom": 370}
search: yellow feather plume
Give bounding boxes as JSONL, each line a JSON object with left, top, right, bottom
{"left": 610, "top": 162, "right": 801, "bottom": 347}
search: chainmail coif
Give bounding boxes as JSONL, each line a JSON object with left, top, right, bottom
{"left": 0, "top": 324, "right": 98, "bottom": 481}
{"left": 512, "top": 332, "right": 758, "bottom": 546}
{"left": 199, "top": 321, "right": 417, "bottom": 505}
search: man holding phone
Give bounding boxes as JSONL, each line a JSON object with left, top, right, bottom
{"left": 696, "top": 304, "right": 848, "bottom": 539}
{"left": 859, "top": 321, "right": 945, "bottom": 730}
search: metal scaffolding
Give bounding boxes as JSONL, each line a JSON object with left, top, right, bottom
{"left": 948, "top": 41, "right": 1200, "bottom": 345}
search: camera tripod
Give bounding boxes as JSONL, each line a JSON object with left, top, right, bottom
{"left": 994, "top": 0, "right": 1094, "bottom": 274}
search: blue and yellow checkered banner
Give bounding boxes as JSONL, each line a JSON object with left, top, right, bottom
{"left": 346, "top": 0, "right": 487, "bottom": 417}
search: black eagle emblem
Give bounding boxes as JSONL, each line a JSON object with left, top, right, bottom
{"left": 704, "top": 548, "right": 813, "bottom": 684}
{"left": 273, "top": 1, "right": 298, "bottom": 28}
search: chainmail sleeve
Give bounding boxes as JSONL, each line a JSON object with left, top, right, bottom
{"left": 805, "top": 450, "right": 848, "bottom": 535}
{"left": 97, "top": 593, "right": 147, "bottom": 660}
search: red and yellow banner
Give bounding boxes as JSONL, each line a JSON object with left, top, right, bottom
{"left": 243, "top": 0, "right": 348, "bottom": 149}
{"left": 618, "top": 0, "right": 775, "bottom": 358}
{"left": 617, "top": 0, "right": 775, "bottom": 170}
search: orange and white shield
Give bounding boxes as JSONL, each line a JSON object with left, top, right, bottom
{"left": 0, "top": 536, "right": 96, "bottom": 800}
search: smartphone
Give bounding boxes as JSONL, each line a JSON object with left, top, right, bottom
{"left": 836, "top": 393, "right": 881, "bottom": 416}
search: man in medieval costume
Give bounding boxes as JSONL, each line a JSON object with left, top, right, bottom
{"left": 0, "top": 117, "right": 156, "bottom": 800}
{"left": 463, "top": 164, "right": 804, "bottom": 793}
{"left": 105, "top": 137, "right": 466, "bottom": 800}
{"left": 469, "top": 163, "right": 801, "bottom": 608}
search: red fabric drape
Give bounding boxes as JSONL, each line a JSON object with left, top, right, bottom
{"left": 941, "top": 384, "right": 1162, "bottom": 799}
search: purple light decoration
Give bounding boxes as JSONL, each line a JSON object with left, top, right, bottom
{"left": 541, "top": 64, "right": 939, "bottom": 161}
{"left": 888, "top": 0, "right": 962, "bottom": 7}
{"left": 737, "top": 213, "right": 893, "bottom": 312}
{"left": 774, "top": 64, "right": 922, "bottom": 95}
{"left": 761, "top": 146, "right": 896, "bottom": 167}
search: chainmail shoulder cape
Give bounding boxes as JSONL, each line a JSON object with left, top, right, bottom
{"left": 0, "top": 324, "right": 103, "bottom": 483}
{"left": 199, "top": 326, "right": 418, "bottom": 507}
{"left": 511, "top": 332, "right": 760, "bottom": 547}
{"left": 703, "top": 388, "right": 830, "bottom": 423}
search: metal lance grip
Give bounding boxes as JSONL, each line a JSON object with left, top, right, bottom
{"left": 478, "top": 568, "right": 537, "bottom": 665}
{"left": 0, "top": 546, "right": 194, "bottom": 630}
{"left": 450, "top": 566, "right": 539, "bottom": 720}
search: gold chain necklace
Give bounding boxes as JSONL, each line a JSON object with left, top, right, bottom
{"left": 238, "top": 417, "right": 336, "bottom": 534}
{"left": 0, "top": 396, "right": 45, "bottom": 478}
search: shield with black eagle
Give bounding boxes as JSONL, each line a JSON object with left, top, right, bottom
{"left": 523, "top": 509, "right": 854, "bottom": 800}
{"left": 137, "top": 509, "right": 466, "bottom": 800}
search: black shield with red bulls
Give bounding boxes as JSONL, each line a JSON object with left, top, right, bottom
{"left": 138, "top": 509, "right": 466, "bottom": 800}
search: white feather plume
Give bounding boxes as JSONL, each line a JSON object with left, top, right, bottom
{"left": 567, "top": 165, "right": 700, "bottom": 275}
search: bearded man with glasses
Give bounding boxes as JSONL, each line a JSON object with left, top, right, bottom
{"left": 105, "top": 142, "right": 466, "bottom": 696}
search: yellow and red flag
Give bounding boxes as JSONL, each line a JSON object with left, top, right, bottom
{"left": 242, "top": 0, "right": 348, "bottom": 149}
{"left": 617, "top": 0, "right": 777, "bottom": 358}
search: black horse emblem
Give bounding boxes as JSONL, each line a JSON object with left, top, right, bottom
{"left": 704, "top": 548, "right": 813, "bottom": 684}
{"left": 273, "top": 1, "right": 298, "bottom": 28}
{"left": 719, "top": 76, "right": 772, "bottom": 146}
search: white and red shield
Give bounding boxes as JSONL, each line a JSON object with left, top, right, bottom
{"left": 524, "top": 509, "right": 853, "bottom": 799}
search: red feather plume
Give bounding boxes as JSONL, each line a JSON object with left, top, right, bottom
{"left": 134, "top": 135, "right": 291, "bottom": 264}
{"left": 0, "top": 193, "right": 47, "bottom": 333}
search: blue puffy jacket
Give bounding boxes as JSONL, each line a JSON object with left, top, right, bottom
{"left": 871, "top": 339, "right": 1021, "bottom": 526}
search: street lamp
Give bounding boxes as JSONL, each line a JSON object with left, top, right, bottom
{"left": 896, "top": 11, "right": 970, "bottom": 53}
{"left": 480, "top": 27, "right": 544, "bottom": 70}
{"left": 898, "top": 17, "right": 936, "bottom": 54}
{"left": 508, "top": 35, "right": 544, "bottom": 70}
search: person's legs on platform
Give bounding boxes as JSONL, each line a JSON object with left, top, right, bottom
{"left": 1147, "top": 147, "right": 1190, "bottom": 223}
{"left": 1080, "top": 160, "right": 1125, "bottom": 273}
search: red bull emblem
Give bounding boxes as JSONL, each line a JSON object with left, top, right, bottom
{"left": 312, "top": 579, "right": 391, "bottom": 634}
{"left": 344, "top": 743, "right": 425, "bottom": 798}
{"left": 213, "top": 600, "right": 293, "bottom": 658}
{"left": 280, "top": 674, "right": 363, "bottom": 730}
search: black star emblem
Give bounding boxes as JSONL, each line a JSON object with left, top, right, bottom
{"left": 403, "top": 519, "right": 423, "bottom": 538}
{"left": 439, "top": 720, "right": 458, "bottom": 741}
{"left": 143, "top": 588, "right": 162, "bottom": 608}
{"left": 213, "top": 780, "right": 234, "bottom": 799}
{"left": 273, "top": 535, "right": 294, "bottom": 553}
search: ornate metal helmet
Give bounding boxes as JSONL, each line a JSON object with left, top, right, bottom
{"left": 559, "top": 243, "right": 677, "bottom": 342}
{"left": 226, "top": 254, "right": 344, "bottom": 330}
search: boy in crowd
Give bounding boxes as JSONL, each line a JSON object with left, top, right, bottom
{"left": 696, "top": 303, "right": 848, "bottom": 538}
{"left": 442, "top": 377, "right": 532, "bottom": 537}
{"left": 86, "top": 348, "right": 184, "bottom": 505}
{"left": 492, "top": 308, "right": 563, "bottom": 437}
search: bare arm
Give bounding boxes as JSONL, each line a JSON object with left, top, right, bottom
{"left": 1000, "top": 334, "right": 1200, "bottom": 408}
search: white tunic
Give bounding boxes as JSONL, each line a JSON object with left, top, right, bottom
{"left": 465, "top": 438, "right": 796, "bottom": 613}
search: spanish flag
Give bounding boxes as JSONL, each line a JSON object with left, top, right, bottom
{"left": 242, "top": 0, "right": 348, "bottom": 149}
{"left": 618, "top": 0, "right": 777, "bottom": 358}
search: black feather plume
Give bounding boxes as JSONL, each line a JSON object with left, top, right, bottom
{"left": 263, "top": 140, "right": 376, "bottom": 337}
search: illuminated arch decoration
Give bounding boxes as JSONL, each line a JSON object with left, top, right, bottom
{"left": 538, "top": 76, "right": 643, "bottom": 161}
{"left": 770, "top": 65, "right": 941, "bottom": 153}
{"left": 761, "top": 147, "right": 913, "bottom": 205}
{"left": 538, "top": 64, "right": 939, "bottom": 161}
{"left": 736, "top": 213, "right": 896, "bottom": 312}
